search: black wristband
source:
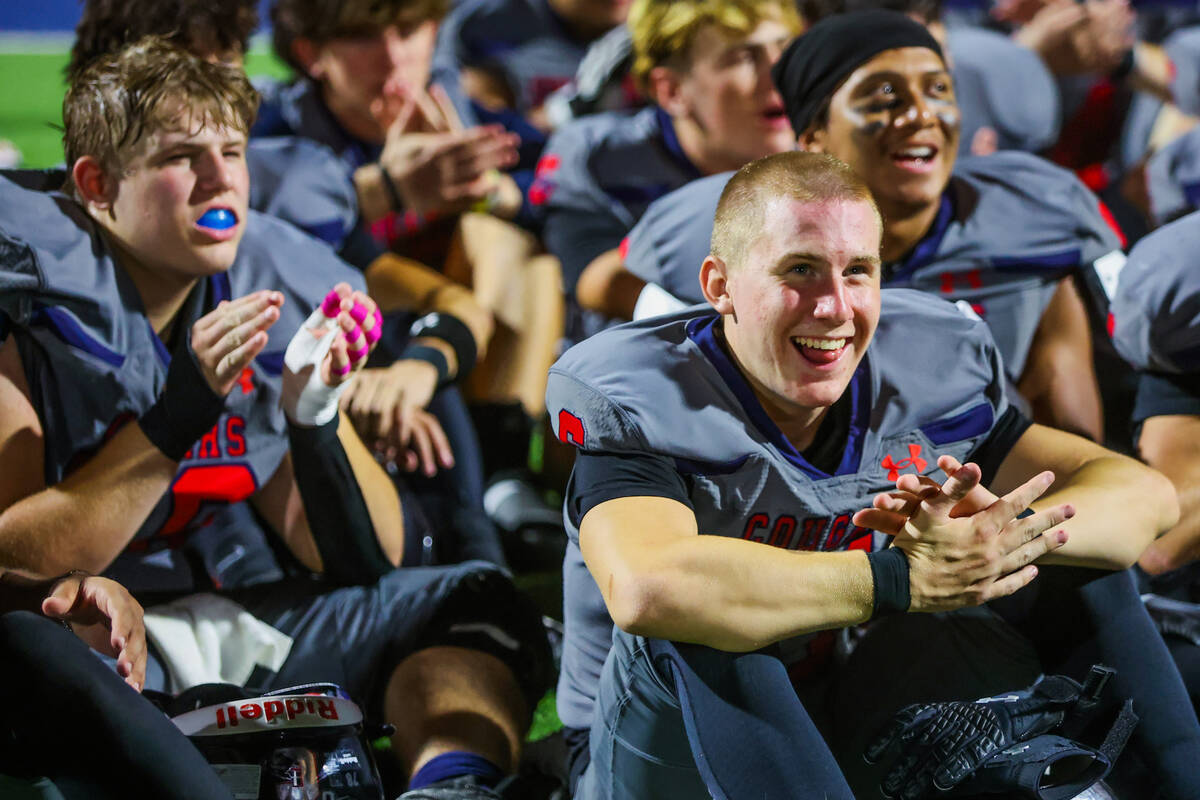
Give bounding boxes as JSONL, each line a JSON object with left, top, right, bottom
{"left": 409, "top": 311, "right": 477, "bottom": 382}
{"left": 138, "top": 338, "right": 226, "bottom": 461}
{"left": 287, "top": 416, "right": 393, "bottom": 584}
{"left": 866, "top": 547, "right": 910, "bottom": 617}
{"left": 377, "top": 163, "right": 404, "bottom": 212}
{"left": 400, "top": 344, "right": 451, "bottom": 388}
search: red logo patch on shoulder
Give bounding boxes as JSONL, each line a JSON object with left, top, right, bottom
{"left": 558, "top": 409, "right": 585, "bottom": 447}
{"left": 881, "top": 443, "right": 927, "bottom": 481}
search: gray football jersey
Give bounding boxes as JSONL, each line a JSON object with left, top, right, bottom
{"left": 1144, "top": 126, "right": 1200, "bottom": 226}
{"left": 624, "top": 151, "right": 1123, "bottom": 380}
{"left": 1111, "top": 211, "right": 1200, "bottom": 375}
{"left": 0, "top": 176, "right": 365, "bottom": 592}
{"left": 948, "top": 28, "right": 1060, "bottom": 156}
{"left": 246, "top": 137, "right": 358, "bottom": 250}
{"left": 432, "top": 0, "right": 593, "bottom": 117}
{"left": 530, "top": 106, "right": 702, "bottom": 285}
{"left": 546, "top": 289, "right": 1015, "bottom": 729}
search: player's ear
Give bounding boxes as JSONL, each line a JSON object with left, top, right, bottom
{"left": 72, "top": 156, "right": 117, "bottom": 213}
{"left": 646, "top": 66, "right": 686, "bottom": 117}
{"left": 290, "top": 37, "right": 323, "bottom": 80}
{"left": 700, "top": 254, "right": 734, "bottom": 315}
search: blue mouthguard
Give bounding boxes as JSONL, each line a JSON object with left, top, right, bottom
{"left": 197, "top": 208, "right": 236, "bottom": 230}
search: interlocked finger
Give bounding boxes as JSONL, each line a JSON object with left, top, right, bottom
{"left": 911, "top": 463, "right": 983, "bottom": 525}
{"left": 977, "top": 470, "right": 1056, "bottom": 534}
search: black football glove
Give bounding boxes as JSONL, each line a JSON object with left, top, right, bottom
{"left": 865, "top": 666, "right": 1114, "bottom": 800}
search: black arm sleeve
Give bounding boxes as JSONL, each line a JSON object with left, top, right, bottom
{"left": 287, "top": 418, "right": 393, "bottom": 584}
{"left": 566, "top": 450, "right": 692, "bottom": 529}
{"left": 968, "top": 406, "right": 1034, "bottom": 486}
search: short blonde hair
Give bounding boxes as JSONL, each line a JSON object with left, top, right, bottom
{"left": 711, "top": 152, "right": 881, "bottom": 268}
{"left": 628, "top": 0, "right": 802, "bottom": 92}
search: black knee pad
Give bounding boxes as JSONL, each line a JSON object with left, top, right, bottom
{"left": 417, "top": 568, "right": 554, "bottom": 709}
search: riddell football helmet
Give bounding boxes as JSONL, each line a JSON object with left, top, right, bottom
{"left": 169, "top": 682, "right": 386, "bottom": 800}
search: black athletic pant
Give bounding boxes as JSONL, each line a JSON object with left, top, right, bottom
{"left": 0, "top": 611, "right": 233, "bottom": 799}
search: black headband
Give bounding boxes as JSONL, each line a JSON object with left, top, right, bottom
{"left": 771, "top": 10, "right": 944, "bottom": 136}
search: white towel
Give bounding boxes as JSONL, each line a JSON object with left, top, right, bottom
{"left": 144, "top": 594, "right": 293, "bottom": 693}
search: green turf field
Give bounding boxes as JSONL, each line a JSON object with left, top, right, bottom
{"left": 0, "top": 41, "right": 293, "bottom": 168}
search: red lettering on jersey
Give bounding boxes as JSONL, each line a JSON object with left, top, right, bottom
{"left": 881, "top": 443, "right": 927, "bottom": 481}
{"left": 798, "top": 516, "right": 825, "bottom": 551}
{"left": 825, "top": 514, "right": 851, "bottom": 549}
{"left": 618, "top": 236, "right": 630, "bottom": 261}
{"left": 196, "top": 426, "right": 221, "bottom": 459}
{"left": 157, "top": 464, "right": 257, "bottom": 538}
{"left": 939, "top": 270, "right": 983, "bottom": 294}
{"left": 848, "top": 529, "right": 872, "bottom": 551}
{"left": 236, "top": 368, "right": 255, "bottom": 395}
{"left": 768, "top": 515, "right": 797, "bottom": 549}
{"left": 225, "top": 416, "right": 246, "bottom": 457}
{"left": 557, "top": 409, "right": 585, "bottom": 447}
{"left": 742, "top": 513, "right": 770, "bottom": 544}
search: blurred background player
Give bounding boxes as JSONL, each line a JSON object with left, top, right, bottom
{"left": 432, "top": 0, "right": 637, "bottom": 187}
{"left": 0, "top": 39, "right": 550, "bottom": 800}
{"left": 530, "top": 0, "right": 800, "bottom": 336}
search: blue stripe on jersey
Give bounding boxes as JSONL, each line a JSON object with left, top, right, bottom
{"left": 990, "top": 249, "right": 1080, "bottom": 271}
{"left": 255, "top": 350, "right": 286, "bottom": 376}
{"left": 686, "top": 314, "right": 868, "bottom": 479}
{"left": 655, "top": 108, "right": 702, "bottom": 183}
{"left": 887, "top": 193, "right": 954, "bottom": 282}
{"left": 919, "top": 401, "right": 993, "bottom": 444}
{"left": 31, "top": 304, "right": 125, "bottom": 368}
{"left": 212, "top": 273, "right": 231, "bottom": 304}
{"left": 303, "top": 219, "right": 350, "bottom": 246}
{"left": 1184, "top": 182, "right": 1200, "bottom": 209}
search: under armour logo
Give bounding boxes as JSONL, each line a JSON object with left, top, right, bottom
{"left": 236, "top": 367, "right": 254, "bottom": 395}
{"left": 881, "top": 444, "right": 927, "bottom": 481}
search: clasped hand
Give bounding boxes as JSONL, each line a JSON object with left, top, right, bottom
{"left": 853, "top": 455, "right": 1073, "bottom": 612}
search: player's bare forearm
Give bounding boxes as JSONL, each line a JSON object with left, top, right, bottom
{"left": 0, "top": 337, "right": 176, "bottom": 574}
{"left": 1136, "top": 415, "right": 1200, "bottom": 574}
{"left": 995, "top": 425, "right": 1179, "bottom": 569}
{"left": 1127, "top": 43, "right": 1175, "bottom": 103}
{"left": 364, "top": 253, "right": 493, "bottom": 358}
{"left": 580, "top": 496, "right": 875, "bottom": 651}
{"left": 576, "top": 250, "right": 643, "bottom": 320}
{"left": 1017, "top": 278, "right": 1101, "bottom": 441}
{"left": 0, "top": 422, "right": 176, "bottom": 575}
